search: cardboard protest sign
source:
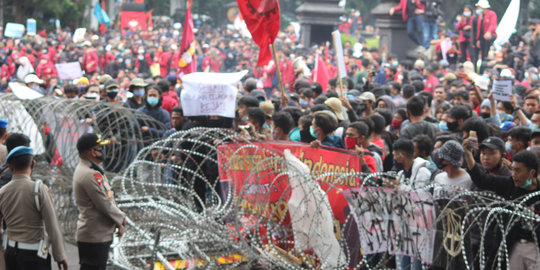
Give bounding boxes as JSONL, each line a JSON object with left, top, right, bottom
{"left": 4, "top": 23, "right": 25, "bottom": 38}
{"left": 55, "top": 62, "right": 83, "bottom": 80}
{"left": 343, "top": 187, "right": 437, "bottom": 264}
{"left": 73, "top": 28, "right": 87, "bottom": 43}
{"left": 26, "top": 19, "right": 37, "bottom": 36}
{"left": 492, "top": 80, "right": 513, "bottom": 101}
{"left": 181, "top": 70, "right": 247, "bottom": 118}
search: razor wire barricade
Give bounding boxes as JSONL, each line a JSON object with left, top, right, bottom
{"left": 0, "top": 94, "right": 538, "bottom": 270}
{"left": 0, "top": 94, "right": 167, "bottom": 242}
{"left": 106, "top": 128, "right": 540, "bottom": 269}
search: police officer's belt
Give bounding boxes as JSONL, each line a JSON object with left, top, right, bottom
{"left": 7, "top": 240, "right": 40, "bottom": 251}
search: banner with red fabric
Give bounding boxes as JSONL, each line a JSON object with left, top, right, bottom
{"left": 236, "top": 0, "right": 281, "bottom": 66}
{"left": 218, "top": 141, "right": 362, "bottom": 266}
{"left": 178, "top": 0, "right": 196, "bottom": 77}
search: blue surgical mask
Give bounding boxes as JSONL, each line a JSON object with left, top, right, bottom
{"left": 300, "top": 99, "right": 309, "bottom": 107}
{"left": 392, "top": 61, "right": 399, "bottom": 67}
{"left": 476, "top": 9, "right": 483, "bottom": 15}
{"left": 309, "top": 126, "right": 317, "bottom": 138}
{"left": 31, "top": 85, "right": 41, "bottom": 91}
{"left": 505, "top": 141, "right": 515, "bottom": 155}
{"left": 531, "top": 124, "right": 538, "bottom": 132}
{"left": 439, "top": 122, "right": 448, "bottom": 131}
{"left": 463, "top": 11, "right": 472, "bottom": 17}
{"left": 147, "top": 97, "right": 159, "bottom": 106}
{"left": 520, "top": 178, "right": 533, "bottom": 189}
{"left": 533, "top": 74, "right": 539, "bottom": 81}
{"left": 134, "top": 88, "right": 145, "bottom": 97}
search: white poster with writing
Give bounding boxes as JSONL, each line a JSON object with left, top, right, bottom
{"left": 343, "top": 187, "right": 436, "bottom": 264}
{"left": 55, "top": 62, "right": 83, "bottom": 80}
{"left": 492, "top": 80, "right": 513, "bottom": 101}
{"left": 181, "top": 70, "right": 247, "bottom": 118}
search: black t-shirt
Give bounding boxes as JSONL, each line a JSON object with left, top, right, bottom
{"left": 406, "top": 0, "right": 417, "bottom": 18}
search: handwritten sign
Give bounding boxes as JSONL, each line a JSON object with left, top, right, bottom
{"left": 4, "top": 23, "right": 25, "bottom": 38}
{"left": 343, "top": 187, "right": 436, "bottom": 264}
{"left": 181, "top": 70, "right": 247, "bottom": 118}
{"left": 55, "top": 62, "right": 83, "bottom": 80}
{"left": 492, "top": 79, "right": 513, "bottom": 101}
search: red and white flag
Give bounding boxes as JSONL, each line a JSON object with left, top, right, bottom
{"left": 313, "top": 52, "right": 329, "bottom": 92}
{"left": 236, "top": 0, "right": 280, "bottom": 66}
{"left": 178, "top": 0, "right": 196, "bottom": 77}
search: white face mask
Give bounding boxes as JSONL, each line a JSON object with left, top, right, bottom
{"left": 86, "top": 92, "right": 100, "bottom": 101}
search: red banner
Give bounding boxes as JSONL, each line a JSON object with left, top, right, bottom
{"left": 218, "top": 141, "right": 362, "bottom": 266}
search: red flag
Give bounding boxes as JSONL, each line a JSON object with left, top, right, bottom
{"left": 147, "top": 9, "right": 154, "bottom": 29}
{"left": 313, "top": 53, "right": 329, "bottom": 92}
{"left": 237, "top": 0, "right": 280, "bottom": 66}
{"left": 178, "top": 0, "right": 196, "bottom": 77}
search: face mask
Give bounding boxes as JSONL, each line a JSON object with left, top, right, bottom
{"left": 134, "top": 88, "right": 145, "bottom": 97}
{"left": 463, "top": 11, "right": 472, "bottom": 17}
{"left": 147, "top": 96, "right": 159, "bottom": 106}
{"left": 533, "top": 74, "right": 539, "bottom": 81}
{"left": 86, "top": 92, "right": 100, "bottom": 101}
{"left": 393, "top": 159, "right": 404, "bottom": 171}
{"left": 447, "top": 121, "right": 459, "bottom": 131}
{"left": 481, "top": 112, "right": 491, "bottom": 119}
{"left": 439, "top": 122, "right": 448, "bottom": 131}
{"left": 392, "top": 61, "right": 399, "bottom": 67}
{"left": 476, "top": 9, "right": 483, "bottom": 15}
{"left": 138, "top": 55, "right": 144, "bottom": 60}
{"left": 31, "top": 85, "right": 41, "bottom": 91}
{"left": 106, "top": 90, "right": 118, "bottom": 99}
{"left": 525, "top": 72, "right": 529, "bottom": 79}
{"left": 520, "top": 178, "right": 533, "bottom": 189}
{"left": 79, "top": 86, "right": 87, "bottom": 93}
{"left": 344, "top": 137, "right": 357, "bottom": 149}
{"left": 310, "top": 126, "right": 317, "bottom": 138}
{"left": 505, "top": 141, "right": 515, "bottom": 155}
{"left": 532, "top": 124, "right": 539, "bottom": 132}
{"left": 391, "top": 119, "right": 402, "bottom": 130}
{"left": 299, "top": 99, "right": 309, "bottom": 107}
{"left": 240, "top": 115, "right": 248, "bottom": 122}
{"left": 95, "top": 147, "right": 106, "bottom": 162}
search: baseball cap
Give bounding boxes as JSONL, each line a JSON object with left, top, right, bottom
{"left": 24, "top": 74, "right": 44, "bottom": 84}
{"left": 480, "top": 136, "right": 505, "bottom": 153}
{"left": 0, "top": 119, "right": 8, "bottom": 129}
{"left": 77, "top": 133, "right": 109, "bottom": 154}
{"left": 259, "top": 101, "right": 275, "bottom": 118}
{"left": 441, "top": 73, "right": 457, "bottom": 82}
{"left": 130, "top": 77, "right": 148, "bottom": 88}
{"left": 98, "top": 74, "right": 113, "bottom": 85}
{"left": 324, "top": 97, "right": 345, "bottom": 121}
{"left": 359, "top": 92, "right": 376, "bottom": 102}
{"left": 104, "top": 79, "right": 120, "bottom": 90}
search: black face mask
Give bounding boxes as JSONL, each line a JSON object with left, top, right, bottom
{"left": 95, "top": 147, "right": 106, "bottom": 162}
{"left": 481, "top": 112, "right": 491, "bottom": 119}
{"left": 107, "top": 90, "right": 118, "bottom": 99}
{"left": 447, "top": 121, "right": 459, "bottom": 131}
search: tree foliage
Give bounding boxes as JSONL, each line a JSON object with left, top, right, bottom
{"left": 2, "top": 0, "right": 88, "bottom": 30}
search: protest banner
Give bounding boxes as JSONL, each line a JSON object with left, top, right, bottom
{"left": 492, "top": 79, "right": 513, "bottom": 101}
{"left": 9, "top": 82, "right": 44, "bottom": 100}
{"left": 343, "top": 187, "right": 437, "bottom": 264}
{"left": 4, "top": 23, "right": 25, "bottom": 38}
{"left": 0, "top": 99, "right": 46, "bottom": 155}
{"left": 73, "top": 28, "right": 86, "bottom": 43}
{"left": 218, "top": 141, "right": 361, "bottom": 266}
{"left": 26, "top": 19, "right": 37, "bottom": 36}
{"left": 55, "top": 62, "right": 83, "bottom": 80}
{"left": 181, "top": 70, "right": 247, "bottom": 118}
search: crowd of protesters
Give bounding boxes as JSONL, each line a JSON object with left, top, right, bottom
{"left": 0, "top": 0, "right": 540, "bottom": 268}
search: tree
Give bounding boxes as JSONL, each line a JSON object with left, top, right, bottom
{"left": 2, "top": 0, "right": 88, "bottom": 30}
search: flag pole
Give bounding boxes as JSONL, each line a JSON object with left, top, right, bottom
{"left": 270, "top": 43, "right": 286, "bottom": 98}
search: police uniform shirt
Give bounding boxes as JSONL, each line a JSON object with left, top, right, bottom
{"left": 0, "top": 145, "right": 7, "bottom": 164}
{"left": 0, "top": 174, "right": 66, "bottom": 262}
{"left": 73, "top": 159, "right": 125, "bottom": 243}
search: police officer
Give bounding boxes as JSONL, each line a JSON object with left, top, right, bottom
{"left": 73, "top": 133, "right": 126, "bottom": 270}
{"left": 0, "top": 146, "right": 68, "bottom": 270}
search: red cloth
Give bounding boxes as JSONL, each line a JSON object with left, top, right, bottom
{"left": 178, "top": 0, "right": 196, "bottom": 77}
{"left": 99, "top": 52, "right": 115, "bottom": 73}
{"left": 82, "top": 49, "right": 99, "bottom": 74}
{"left": 475, "top": 10, "right": 498, "bottom": 40}
{"left": 36, "top": 62, "right": 58, "bottom": 79}
{"left": 278, "top": 59, "right": 294, "bottom": 92}
{"left": 456, "top": 17, "right": 473, "bottom": 43}
{"left": 313, "top": 53, "right": 330, "bottom": 92}
{"left": 364, "top": 150, "right": 377, "bottom": 173}
{"left": 392, "top": 0, "right": 425, "bottom": 22}
{"left": 201, "top": 56, "right": 221, "bottom": 72}
{"left": 371, "top": 138, "right": 386, "bottom": 161}
{"left": 237, "top": 0, "right": 281, "bottom": 66}
{"left": 159, "top": 51, "right": 172, "bottom": 77}
{"left": 161, "top": 95, "right": 179, "bottom": 115}
{"left": 424, "top": 74, "right": 440, "bottom": 94}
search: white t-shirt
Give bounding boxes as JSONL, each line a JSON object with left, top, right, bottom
{"left": 433, "top": 171, "right": 474, "bottom": 198}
